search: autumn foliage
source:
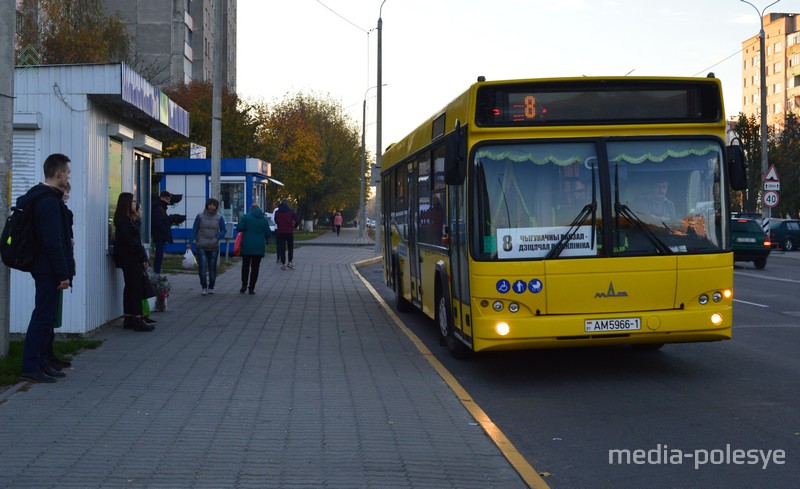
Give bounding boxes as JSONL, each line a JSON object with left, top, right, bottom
{"left": 16, "top": 0, "right": 130, "bottom": 64}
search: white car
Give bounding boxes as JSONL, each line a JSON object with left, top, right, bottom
{"left": 366, "top": 219, "right": 375, "bottom": 228}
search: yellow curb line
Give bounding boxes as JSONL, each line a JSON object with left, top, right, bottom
{"left": 352, "top": 259, "right": 550, "bottom": 489}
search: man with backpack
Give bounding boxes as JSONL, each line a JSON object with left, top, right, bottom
{"left": 17, "top": 154, "right": 75, "bottom": 383}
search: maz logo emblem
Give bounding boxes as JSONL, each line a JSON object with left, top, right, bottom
{"left": 595, "top": 282, "right": 628, "bottom": 298}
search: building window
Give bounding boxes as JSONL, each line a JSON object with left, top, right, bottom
{"left": 774, "top": 42, "right": 782, "bottom": 53}
{"left": 774, "top": 62, "right": 781, "bottom": 73}
{"left": 774, "top": 82, "right": 782, "bottom": 94}
{"left": 773, "top": 102, "right": 781, "bottom": 114}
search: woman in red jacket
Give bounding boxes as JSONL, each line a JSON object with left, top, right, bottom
{"left": 274, "top": 199, "right": 301, "bottom": 270}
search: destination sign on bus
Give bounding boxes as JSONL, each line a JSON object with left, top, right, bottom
{"left": 496, "top": 226, "right": 596, "bottom": 259}
{"left": 476, "top": 80, "right": 722, "bottom": 126}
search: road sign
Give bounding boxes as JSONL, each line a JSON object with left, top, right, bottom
{"left": 764, "top": 181, "right": 780, "bottom": 191}
{"left": 763, "top": 190, "right": 779, "bottom": 208}
{"left": 764, "top": 164, "right": 780, "bottom": 182}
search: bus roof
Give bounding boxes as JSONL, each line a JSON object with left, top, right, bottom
{"left": 382, "top": 76, "right": 724, "bottom": 170}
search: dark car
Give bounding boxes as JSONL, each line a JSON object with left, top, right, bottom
{"left": 769, "top": 219, "right": 800, "bottom": 251}
{"left": 731, "top": 218, "right": 771, "bottom": 269}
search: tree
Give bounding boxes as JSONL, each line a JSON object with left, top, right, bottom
{"left": 258, "top": 93, "right": 364, "bottom": 223}
{"left": 734, "top": 111, "right": 800, "bottom": 218}
{"left": 161, "top": 81, "right": 263, "bottom": 160}
{"left": 16, "top": 0, "right": 130, "bottom": 64}
{"left": 768, "top": 112, "right": 800, "bottom": 218}
{"left": 733, "top": 113, "right": 762, "bottom": 214}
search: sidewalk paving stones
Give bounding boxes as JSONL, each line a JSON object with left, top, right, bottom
{"left": 0, "top": 227, "right": 527, "bottom": 488}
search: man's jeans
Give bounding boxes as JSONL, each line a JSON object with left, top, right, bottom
{"left": 153, "top": 240, "right": 166, "bottom": 274}
{"left": 22, "top": 273, "right": 59, "bottom": 373}
{"left": 197, "top": 248, "right": 218, "bottom": 289}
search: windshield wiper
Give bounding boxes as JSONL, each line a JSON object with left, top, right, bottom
{"left": 546, "top": 158, "right": 597, "bottom": 259}
{"left": 545, "top": 202, "right": 597, "bottom": 259}
{"left": 613, "top": 165, "right": 672, "bottom": 255}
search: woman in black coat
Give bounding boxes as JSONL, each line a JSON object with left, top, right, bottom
{"left": 113, "top": 192, "right": 154, "bottom": 332}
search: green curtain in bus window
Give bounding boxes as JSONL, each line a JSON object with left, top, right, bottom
{"left": 606, "top": 139, "right": 724, "bottom": 253}
{"left": 472, "top": 142, "right": 598, "bottom": 259}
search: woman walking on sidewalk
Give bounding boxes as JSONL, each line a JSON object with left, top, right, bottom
{"left": 236, "top": 204, "right": 272, "bottom": 294}
{"left": 274, "top": 198, "right": 301, "bottom": 270}
{"left": 333, "top": 211, "right": 343, "bottom": 236}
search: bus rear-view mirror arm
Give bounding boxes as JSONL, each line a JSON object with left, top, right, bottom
{"left": 444, "top": 121, "right": 467, "bottom": 185}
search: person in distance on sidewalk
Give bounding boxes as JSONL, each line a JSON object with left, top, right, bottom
{"left": 236, "top": 204, "right": 272, "bottom": 294}
{"left": 274, "top": 198, "right": 301, "bottom": 270}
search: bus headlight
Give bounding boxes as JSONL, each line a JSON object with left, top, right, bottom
{"left": 711, "top": 313, "right": 723, "bottom": 325}
{"left": 699, "top": 294, "right": 709, "bottom": 305}
{"left": 509, "top": 303, "right": 519, "bottom": 313}
{"left": 712, "top": 291, "right": 723, "bottom": 302}
{"left": 723, "top": 289, "right": 732, "bottom": 299}
{"left": 495, "top": 322, "right": 510, "bottom": 336}
{"left": 492, "top": 301, "right": 504, "bottom": 312}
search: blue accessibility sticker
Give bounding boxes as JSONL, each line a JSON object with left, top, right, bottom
{"left": 513, "top": 280, "right": 527, "bottom": 294}
{"left": 528, "top": 279, "right": 543, "bottom": 293}
{"left": 496, "top": 279, "right": 511, "bottom": 294}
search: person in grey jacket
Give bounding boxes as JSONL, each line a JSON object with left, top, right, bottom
{"left": 188, "top": 198, "right": 226, "bottom": 295}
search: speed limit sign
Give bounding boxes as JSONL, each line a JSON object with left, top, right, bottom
{"left": 763, "top": 190, "right": 779, "bottom": 208}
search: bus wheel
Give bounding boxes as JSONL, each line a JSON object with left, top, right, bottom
{"left": 394, "top": 268, "right": 413, "bottom": 313}
{"left": 631, "top": 343, "right": 664, "bottom": 351}
{"left": 437, "top": 294, "right": 472, "bottom": 359}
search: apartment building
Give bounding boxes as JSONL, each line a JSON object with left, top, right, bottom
{"left": 741, "top": 12, "right": 800, "bottom": 128}
{"left": 103, "top": 0, "right": 237, "bottom": 90}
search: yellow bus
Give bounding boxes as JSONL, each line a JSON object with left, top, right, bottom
{"left": 381, "top": 76, "right": 746, "bottom": 358}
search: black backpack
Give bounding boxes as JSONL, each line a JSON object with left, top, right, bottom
{"left": 1, "top": 193, "right": 45, "bottom": 271}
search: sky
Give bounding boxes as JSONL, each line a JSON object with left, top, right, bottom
{"left": 237, "top": 0, "right": 800, "bottom": 157}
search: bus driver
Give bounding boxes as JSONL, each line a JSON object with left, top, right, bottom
{"left": 634, "top": 179, "right": 677, "bottom": 223}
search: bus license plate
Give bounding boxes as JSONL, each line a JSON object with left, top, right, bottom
{"left": 584, "top": 317, "right": 641, "bottom": 333}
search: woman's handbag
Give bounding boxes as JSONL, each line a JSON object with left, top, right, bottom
{"left": 143, "top": 271, "right": 156, "bottom": 299}
{"left": 234, "top": 231, "right": 243, "bottom": 256}
{"left": 182, "top": 249, "right": 197, "bottom": 269}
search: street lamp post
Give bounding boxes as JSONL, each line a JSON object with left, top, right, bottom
{"left": 741, "top": 0, "right": 780, "bottom": 221}
{"left": 375, "top": 0, "right": 386, "bottom": 253}
{"left": 360, "top": 97, "right": 367, "bottom": 239}
{"left": 360, "top": 84, "right": 386, "bottom": 240}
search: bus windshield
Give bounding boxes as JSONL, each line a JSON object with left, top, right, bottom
{"left": 472, "top": 139, "right": 726, "bottom": 260}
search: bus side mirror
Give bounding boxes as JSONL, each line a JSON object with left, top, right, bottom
{"left": 726, "top": 141, "right": 747, "bottom": 191}
{"left": 444, "top": 122, "right": 467, "bottom": 185}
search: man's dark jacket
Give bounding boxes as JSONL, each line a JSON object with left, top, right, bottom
{"left": 15, "top": 183, "right": 74, "bottom": 281}
{"left": 150, "top": 196, "right": 172, "bottom": 243}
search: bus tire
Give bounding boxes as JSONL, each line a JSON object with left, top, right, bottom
{"left": 394, "top": 266, "right": 413, "bottom": 313}
{"left": 437, "top": 293, "right": 472, "bottom": 359}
